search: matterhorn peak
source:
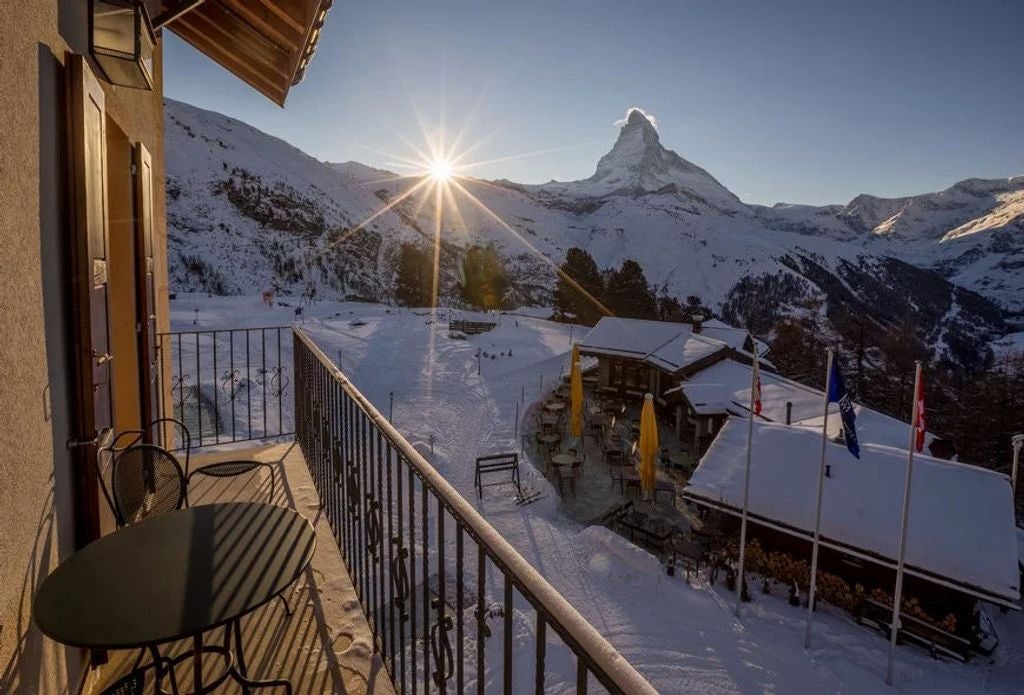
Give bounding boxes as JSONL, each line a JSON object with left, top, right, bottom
{"left": 533, "top": 108, "right": 744, "bottom": 212}
{"left": 625, "top": 107, "right": 655, "bottom": 128}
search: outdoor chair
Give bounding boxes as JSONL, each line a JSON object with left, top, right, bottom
{"left": 154, "top": 416, "right": 277, "bottom": 505}
{"left": 100, "top": 417, "right": 277, "bottom": 506}
{"left": 608, "top": 458, "right": 627, "bottom": 490}
{"left": 99, "top": 649, "right": 178, "bottom": 695}
{"left": 108, "top": 444, "right": 187, "bottom": 527}
{"left": 654, "top": 480, "right": 677, "bottom": 507}
{"left": 558, "top": 465, "right": 577, "bottom": 498}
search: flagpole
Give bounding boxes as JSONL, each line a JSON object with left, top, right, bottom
{"left": 886, "top": 360, "right": 923, "bottom": 685}
{"left": 804, "top": 347, "right": 834, "bottom": 648}
{"left": 735, "top": 352, "right": 759, "bottom": 617}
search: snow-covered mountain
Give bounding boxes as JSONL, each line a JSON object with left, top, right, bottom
{"left": 755, "top": 177, "right": 1024, "bottom": 317}
{"left": 164, "top": 99, "right": 1018, "bottom": 370}
{"left": 525, "top": 108, "right": 745, "bottom": 214}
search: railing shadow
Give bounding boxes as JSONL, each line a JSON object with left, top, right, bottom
{"left": 0, "top": 483, "right": 61, "bottom": 694}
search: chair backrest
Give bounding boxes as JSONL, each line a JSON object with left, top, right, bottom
{"left": 146, "top": 417, "right": 192, "bottom": 476}
{"left": 111, "top": 444, "right": 186, "bottom": 526}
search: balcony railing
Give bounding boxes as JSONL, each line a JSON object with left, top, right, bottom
{"left": 293, "top": 327, "right": 656, "bottom": 694}
{"left": 157, "top": 326, "right": 294, "bottom": 447}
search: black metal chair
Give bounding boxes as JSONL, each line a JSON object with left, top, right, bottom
{"left": 110, "top": 444, "right": 187, "bottom": 527}
{"left": 155, "top": 416, "right": 277, "bottom": 506}
{"left": 99, "top": 648, "right": 178, "bottom": 695}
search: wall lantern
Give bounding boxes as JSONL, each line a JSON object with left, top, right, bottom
{"left": 90, "top": 0, "right": 156, "bottom": 90}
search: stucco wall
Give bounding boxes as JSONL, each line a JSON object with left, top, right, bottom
{"left": 0, "top": 1, "right": 168, "bottom": 692}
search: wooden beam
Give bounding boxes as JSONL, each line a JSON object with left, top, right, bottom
{"left": 153, "top": 0, "right": 207, "bottom": 28}
{"left": 180, "top": 7, "right": 292, "bottom": 81}
{"left": 220, "top": 0, "right": 304, "bottom": 52}
{"left": 257, "top": 0, "right": 305, "bottom": 34}
{"left": 171, "top": 18, "right": 286, "bottom": 104}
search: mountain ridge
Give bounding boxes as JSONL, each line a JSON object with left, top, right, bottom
{"left": 164, "top": 98, "right": 1018, "bottom": 372}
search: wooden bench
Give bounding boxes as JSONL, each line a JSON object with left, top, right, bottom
{"left": 474, "top": 453, "right": 522, "bottom": 498}
{"left": 450, "top": 320, "right": 496, "bottom": 335}
{"left": 859, "top": 598, "right": 972, "bottom": 662}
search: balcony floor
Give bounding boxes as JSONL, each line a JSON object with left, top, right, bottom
{"left": 93, "top": 441, "right": 395, "bottom": 695}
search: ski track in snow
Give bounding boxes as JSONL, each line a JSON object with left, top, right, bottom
{"left": 175, "top": 295, "right": 1023, "bottom": 694}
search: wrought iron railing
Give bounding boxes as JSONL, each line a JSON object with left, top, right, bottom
{"left": 293, "top": 327, "right": 656, "bottom": 694}
{"left": 157, "top": 327, "right": 294, "bottom": 448}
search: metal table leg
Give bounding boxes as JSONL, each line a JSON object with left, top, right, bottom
{"left": 228, "top": 617, "right": 293, "bottom": 694}
{"left": 193, "top": 634, "right": 203, "bottom": 694}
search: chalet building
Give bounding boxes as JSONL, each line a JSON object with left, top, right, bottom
{"left": 577, "top": 316, "right": 769, "bottom": 453}
{"left": 665, "top": 357, "right": 942, "bottom": 458}
{"left": 0, "top": 2, "right": 332, "bottom": 691}
{"left": 684, "top": 419, "right": 1019, "bottom": 659}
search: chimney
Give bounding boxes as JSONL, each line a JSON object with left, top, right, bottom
{"left": 690, "top": 312, "right": 705, "bottom": 334}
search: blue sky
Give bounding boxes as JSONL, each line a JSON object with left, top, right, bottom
{"left": 164, "top": 0, "right": 1023, "bottom": 206}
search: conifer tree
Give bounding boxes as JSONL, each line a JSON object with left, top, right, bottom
{"left": 554, "top": 247, "right": 605, "bottom": 324}
{"left": 459, "top": 244, "right": 508, "bottom": 310}
{"left": 603, "top": 259, "right": 657, "bottom": 319}
{"left": 394, "top": 243, "right": 434, "bottom": 307}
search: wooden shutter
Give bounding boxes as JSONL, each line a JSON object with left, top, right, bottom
{"left": 134, "top": 143, "right": 158, "bottom": 431}
{"left": 68, "top": 54, "right": 113, "bottom": 546}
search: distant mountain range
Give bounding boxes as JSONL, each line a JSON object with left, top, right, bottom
{"left": 164, "top": 99, "right": 1022, "bottom": 370}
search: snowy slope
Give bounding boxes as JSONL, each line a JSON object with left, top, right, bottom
{"left": 164, "top": 100, "right": 1014, "bottom": 369}
{"left": 755, "top": 177, "right": 1024, "bottom": 318}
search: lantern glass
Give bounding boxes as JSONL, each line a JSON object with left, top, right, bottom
{"left": 91, "top": 0, "right": 156, "bottom": 90}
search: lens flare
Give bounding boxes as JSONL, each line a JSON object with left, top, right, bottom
{"left": 429, "top": 158, "right": 453, "bottom": 181}
{"left": 309, "top": 105, "right": 610, "bottom": 324}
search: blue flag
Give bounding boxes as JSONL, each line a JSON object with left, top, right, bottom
{"left": 827, "top": 360, "right": 860, "bottom": 459}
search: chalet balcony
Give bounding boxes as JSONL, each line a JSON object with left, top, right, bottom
{"left": 94, "top": 441, "right": 394, "bottom": 694}
{"left": 87, "top": 326, "right": 654, "bottom": 694}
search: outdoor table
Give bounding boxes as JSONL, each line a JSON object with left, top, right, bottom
{"left": 550, "top": 453, "right": 576, "bottom": 467}
{"left": 668, "top": 452, "right": 691, "bottom": 469}
{"left": 537, "top": 433, "right": 561, "bottom": 453}
{"left": 34, "top": 502, "right": 315, "bottom": 694}
{"left": 618, "top": 512, "right": 674, "bottom": 552}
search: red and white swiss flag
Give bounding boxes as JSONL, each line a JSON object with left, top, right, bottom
{"left": 752, "top": 357, "right": 763, "bottom": 416}
{"left": 913, "top": 371, "right": 926, "bottom": 453}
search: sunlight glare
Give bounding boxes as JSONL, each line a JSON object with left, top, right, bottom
{"left": 429, "top": 158, "right": 453, "bottom": 182}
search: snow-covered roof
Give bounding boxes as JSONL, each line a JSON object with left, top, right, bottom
{"left": 645, "top": 332, "right": 726, "bottom": 372}
{"left": 673, "top": 358, "right": 932, "bottom": 451}
{"left": 578, "top": 317, "right": 755, "bottom": 375}
{"left": 676, "top": 359, "right": 819, "bottom": 421}
{"left": 686, "top": 419, "right": 1020, "bottom": 604}
{"left": 579, "top": 317, "right": 688, "bottom": 358}
{"left": 700, "top": 318, "right": 771, "bottom": 356}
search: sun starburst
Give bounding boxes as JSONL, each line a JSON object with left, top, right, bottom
{"left": 310, "top": 104, "right": 611, "bottom": 326}
{"left": 428, "top": 158, "right": 453, "bottom": 182}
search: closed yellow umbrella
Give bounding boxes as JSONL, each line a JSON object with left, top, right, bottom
{"left": 569, "top": 344, "right": 583, "bottom": 439}
{"left": 639, "top": 393, "right": 658, "bottom": 497}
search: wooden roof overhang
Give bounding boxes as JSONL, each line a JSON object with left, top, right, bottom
{"left": 156, "top": 0, "right": 333, "bottom": 106}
